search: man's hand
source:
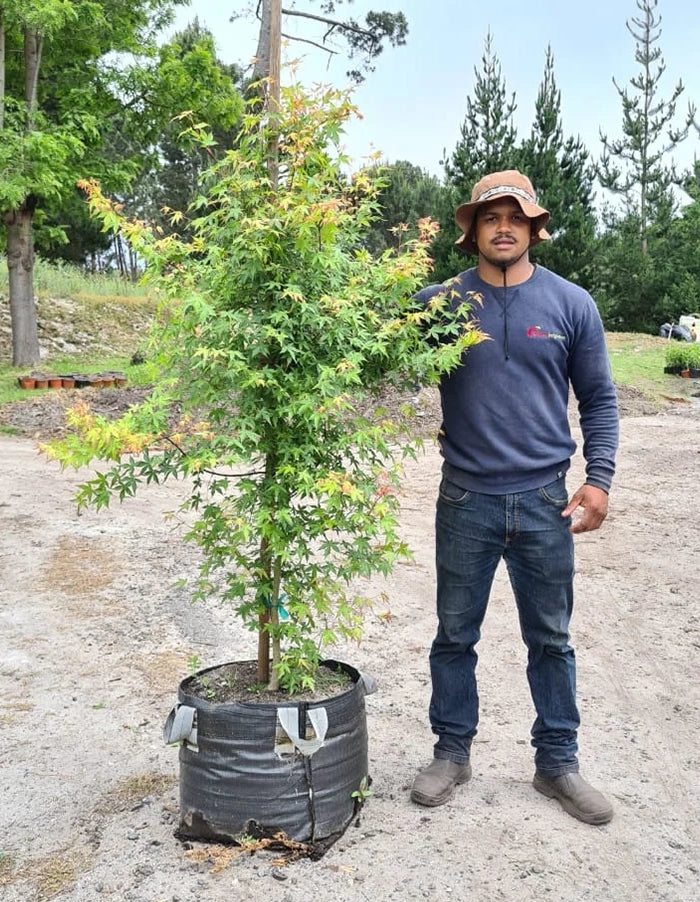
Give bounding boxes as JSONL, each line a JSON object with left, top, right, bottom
{"left": 562, "top": 484, "right": 609, "bottom": 534}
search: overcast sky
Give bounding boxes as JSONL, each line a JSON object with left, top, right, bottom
{"left": 167, "top": 0, "right": 700, "bottom": 184}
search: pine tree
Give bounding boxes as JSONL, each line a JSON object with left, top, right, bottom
{"left": 520, "top": 46, "right": 597, "bottom": 286}
{"left": 443, "top": 31, "right": 520, "bottom": 202}
{"left": 598, "top": 0, "right": 694, "bottom": 254}
{"left": 362, "top": 160, "right": 444, "bottom": 254}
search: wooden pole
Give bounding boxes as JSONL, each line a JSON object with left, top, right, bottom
{"left": 267, "top": 0, "right": 282, "bottom": 189}
{"left": 257, "top": 0, "right": 283, "bottom": 686}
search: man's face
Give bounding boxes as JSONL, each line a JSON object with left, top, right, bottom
{"left": 474, "top": 198, "right": 532, "bottom": 268}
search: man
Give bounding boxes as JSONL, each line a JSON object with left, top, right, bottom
{"left": 410, "top": 170, "right": 619, "bottom": 825}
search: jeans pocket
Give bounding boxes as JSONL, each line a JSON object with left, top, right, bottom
{"left": 438, "top": 477, "right": 471, "bottom": 505}
{"left": 538, "top": 476, "right": 568, "bottom": 508}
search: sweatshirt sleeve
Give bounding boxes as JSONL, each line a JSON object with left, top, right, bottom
{"left": 568, "top": 295, "right": 619, "bottom": 492}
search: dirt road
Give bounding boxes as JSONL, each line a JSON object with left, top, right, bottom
{"left": 1, "top": 400, "right": 699, "bottom": 901}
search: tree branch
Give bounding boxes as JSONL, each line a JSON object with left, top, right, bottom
{"left": 281, "top": 30, "right": 340, "bottom": 58}
{"left": 281, "top": 7, "right": 377, "bottom": 43}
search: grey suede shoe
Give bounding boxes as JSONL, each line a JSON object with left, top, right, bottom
{"left": 410, "top": 758, "right": 472, "bottom": 807}
{"left": 533, "top": 772, "right": 613, "bottom": 825}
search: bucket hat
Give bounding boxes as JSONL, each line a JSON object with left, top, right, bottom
{"left": 455, "top": 170, "right": 550, "bottom": 255}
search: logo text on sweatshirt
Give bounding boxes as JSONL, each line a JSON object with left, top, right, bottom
{"left": 527, "top": 326, "right": 566, "bottom": 341}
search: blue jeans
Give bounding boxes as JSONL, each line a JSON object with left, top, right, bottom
{"left": 429, "top": 475, "right": 579, "bottom": 777}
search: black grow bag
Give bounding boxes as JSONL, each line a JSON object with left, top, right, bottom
{"left": 164, "top": 659, "right": 374, "bottom": 844}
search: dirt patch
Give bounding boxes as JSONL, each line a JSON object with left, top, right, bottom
{"left": 0, "top": 378, "right": 679, "bottom": 445}
{"left": 184, "top": 659, "right": 354, "bottom": 704}
{"left": 0, "top": 294, "right": 155, "bottom": 361}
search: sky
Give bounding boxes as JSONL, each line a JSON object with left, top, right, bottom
{"left": 165, "top": 0, "right": 700, "bottom": 186}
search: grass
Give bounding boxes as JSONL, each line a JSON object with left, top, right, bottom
{"left": 0, "top": 269, "right": 159, "bottom": 406}
{"left": 605, "top": 332, "right": 697, "bottom": 403}
{"left": 0, "top": 851, "right": 17, "bottom": 886}
{"left": 93, "top": 771, "right": 177, "bottom": 815}
{"left": 0, "top": 256, "right": 149, "bottom": 300}
{"left": 0, "top": 848, "right": 92, "bottom": 901}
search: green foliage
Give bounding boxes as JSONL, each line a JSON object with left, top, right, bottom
{"left": 598, "top": 0, "right": 694, "bottom": 249}
{"left": 45, "top": 84, "right": 483, "bottom": 692}
{"left": 341, "top": 8, "right": 408, "bottom": 82}
{"left": 351, "top": 775, "right": 373, "bottom": 804}
{"left": 1, "top": 1, "right": 192, "bottom": 365}
{"left": 0, "top": 1, "right": 183, "bottom": 211}
{"left": 443, "top": 30, "right": 520, "bottom": 200}
{"left": 593, "top": 179, "right": 700, "bottom": 333}
{"left": 590, "top": 4, "right": 699, "bottom": 331}
{"left": 520, "top": 46, "right": 597, "bottom": 288}
{"left": 30, "top": 10, "right": 244, "bottom": 267}
{"left": 362, "top": 160, "right": 449, "bottom": 256}
{"left": 665, "top": 342, "right": 700, "bottom": 369}
{"left": 128, "top": 19, "right": 244, "bottom": 243}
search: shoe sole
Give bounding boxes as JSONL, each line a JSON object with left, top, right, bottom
{"left": 410, "top": 768, "right": 472, "bottom": 807}
{"left": 533, "top": 776, "right": 613, "bottom": 825}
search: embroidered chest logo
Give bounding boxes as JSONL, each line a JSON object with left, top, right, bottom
{"left": 527, "top": 325, "right": 566, "bottom": 341}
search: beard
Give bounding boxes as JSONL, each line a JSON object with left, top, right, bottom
{"left": 478, "top": 241, "right": 530, "bottom": 270}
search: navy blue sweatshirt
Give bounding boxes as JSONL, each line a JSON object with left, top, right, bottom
{"left": 415, "top": 265, "right": 619, "bottom": 494}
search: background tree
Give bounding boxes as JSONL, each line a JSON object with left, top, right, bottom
{"left": 362, "top": 160, "right": 444, "bottom": 253}
{"left": 594, "top": 162, "right": 700, "bottom": 331}
{"left": 443, "top": 31, "right": 520, "bottom": 202}
{"left": 0, "top": 1, "right": 244, "bottom": 365}
{"left": 520, "top": 46, "right": 597, "bottom": 287}
{"left": 34, "top": 188, "right": 114, "bottom": 269}
{"left": 592, "top": 0, "right": 697, "bottom": 330}
{"left": 251, "top": 0, "right": 408, "bottom": 84}
{"left": 42, "top": 18, "right": 244, "bottom": 268}
{"left": 598, "top": 0, "right": 694, "bottom": 254}
{"left": 120, "top": 19, "right": 244, "bottom": 249}
{"left": 0, "top": 0, "right": 181, "bottom": 365}
{"left": 433, "top": 31, "right": 521, "bottom": 279}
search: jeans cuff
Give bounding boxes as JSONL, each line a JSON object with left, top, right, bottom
{"left": 535, "top": 764, "right": 579, "bottom": 778}
{"left": 434, "top": 749, "right": 470, "bottom": 765}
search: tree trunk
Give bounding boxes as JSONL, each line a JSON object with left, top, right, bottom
{"left": 257, "top": 531, "right": 272, "bottom": 686}
{"left": 0, "top": 13, "right": 6, "bottom": 130}
{"left": 267, "top": 0, "right": 282, "bottom": 190}
{"left": 253, "top": 0, "right": 272, "bottom": 82}
{"left": 5, "top": 202, "right": 40, "bottom": 366}
{"left": 255, "top": 0, "right": 283, "bottom": 687}
{"left": 128, "top": 244, "right": 139, "bottom": 281}
{"left": 114, "top": 235, "right": 127, "bottom": 277}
